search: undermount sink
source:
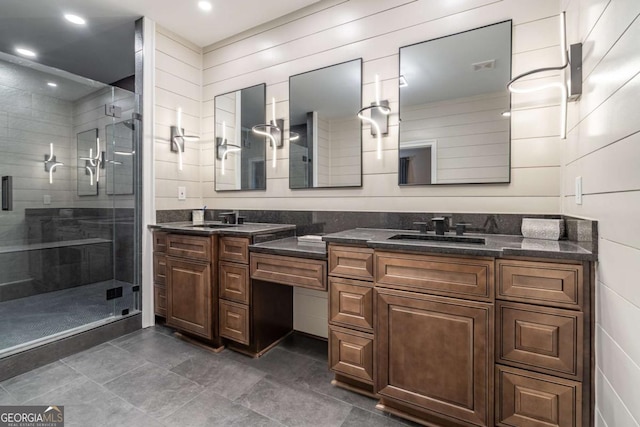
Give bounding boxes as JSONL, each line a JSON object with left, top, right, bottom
{"left": 189, "top": 223, "right": 236, "bottom": 228}
{"left": 388, "top": 233, "right": 486, "bottom": 245}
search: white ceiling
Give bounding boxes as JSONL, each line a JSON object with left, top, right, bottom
{"left": 0, "top": 0, "right": 320, "bottom": 84}
{"left": 96, "top": 0, "right": 322, "bottom": 47}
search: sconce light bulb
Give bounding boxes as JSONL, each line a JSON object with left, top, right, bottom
{"left": 176, "top": 107, "right": 182, "bottom": 131}
{"left": 271, "top": 97, "right": 276, "bottom": 126}
{"left": 375, "top": 74, "right": 381, "bottom": 106}
{"left": 222, "top": 121, "right": 226, "bottom": 141}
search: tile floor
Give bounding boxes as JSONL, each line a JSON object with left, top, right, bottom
{"left": 0, "top": 280, "right": 137, "bottom": 355}
{"left": 0, "top": 326, "right": 418, "bottom": 426}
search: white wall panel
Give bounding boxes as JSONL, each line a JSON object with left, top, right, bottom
{"left": 562, "top": 1, "right": 640, "bottom": 426}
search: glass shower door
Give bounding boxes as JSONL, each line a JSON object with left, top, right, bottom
{"left": 0, "top": 53, "right": 139, "bottom": 358}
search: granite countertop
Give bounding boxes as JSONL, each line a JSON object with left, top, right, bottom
{"left": 250, "top": 237, "right": 327, "bottom": 260}
{"left": 322, "top": 228, "right": 596, "bottom": 261}
{"left": 149, "top": 221, "right": 296, "bottom": 237}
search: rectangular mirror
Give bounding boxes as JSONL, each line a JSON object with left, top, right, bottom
{"left": 289, "top": 59, "right": 362, "bottom": 189}
{"left": 215, "top": 83, "right": 266, "bottom": 191}
{"left": 105, "top": 119, "right": 135, "bottom": 195}
{"left": 399, "top": 21, "right": 512, "bottom": 185}
{"left": 77, "top": 128, "right": 100, "bottom": 196}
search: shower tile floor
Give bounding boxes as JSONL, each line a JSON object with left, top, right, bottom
{"left": 0, "top": 281, "right": 137, "bottom": 355}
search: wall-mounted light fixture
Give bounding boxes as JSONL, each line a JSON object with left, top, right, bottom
{"left": 44, "top": 143, "right": 64, "bottom": 184}
{"left": 358, "top": 74, "right": 391, "bottom": 159}
{"left": 216, "top": 121, "right": 242, "bottom": 175}
{"left": 79, "top": 136, "right": 104, "bottom": 186}
{"left": 171, "top": 107, "right": 200, "bottom": 171}
{"left": 507, "top": 12, "right": 582, "bottom": 139}
{"left": 252, "top": 97, "right": 283, "bottom": 168}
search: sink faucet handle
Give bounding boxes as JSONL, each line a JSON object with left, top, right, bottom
{"left": 413, "top": 221, "right": 428, "bottom": 234}
{"left": 431, "top": 217, "right": 446, "bottom": 235}
{"left": 455, "top": 223, "right": 471, "bottom": 236}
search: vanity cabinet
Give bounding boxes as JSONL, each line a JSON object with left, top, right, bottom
{"left": 163, "top": 233, "right": 221, "bottom": 346}
{"left": 219, "top": 237, "right": 295, "bottom": 356}
{"left": 494, "top": 258, "right": 590, "bottom": 427}
{"left": 152, "top": 231, "right": 168, "bottom": 317}
{"left": 374, "top": 251, "right": 494, "bottom": 427}
{"left": 218, "top": 236, "right": 251, "bottom": 344}
{"left": 328, "top": 244, "right": 376, "bottom": 395}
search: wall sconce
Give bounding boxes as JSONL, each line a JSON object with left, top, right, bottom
{"left": 44, "top": 143, "right": 64, "bottom": 184}
{"left": 252, "top": 97, "right": 283, "bottom": 168}
{"left": 79, "top": 136, "right": 104, "bottom": 186}
{"left": 216, "top": 121, "right": 241, "bottom": 175}
{"left": 358, "top": 74, "right": 391, "bottom": 159}
{"left": 171, "top": 107, "right": 200, "bottom": 171}
{"left": 507, "top": 12, "right": 582, "bottom": 139}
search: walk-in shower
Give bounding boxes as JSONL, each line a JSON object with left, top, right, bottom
{"left": 0, "top": 53, "right": 140, "bottom": 358}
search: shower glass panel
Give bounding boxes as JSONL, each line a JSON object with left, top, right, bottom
{"left": 0, "top": 53, "right": 140, "bottom": 358}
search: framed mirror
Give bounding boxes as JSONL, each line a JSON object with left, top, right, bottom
{"left": 105, "top": 119, "right": 135, "bottom": 195}
{"left": 399, "top": 21, "right": 512, "bottom": 185}
{"left": 77, "top": 128, "right": 100, "bottom": 196}
{"left": 215, "top": 83, "right": 266, "bottom": 191}
{"left": 289, "top": 59, "right": 362, "bottom": 189}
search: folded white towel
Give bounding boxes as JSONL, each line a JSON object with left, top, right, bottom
{"left": 297, "top": 235, "right": 324, "bottom": 242}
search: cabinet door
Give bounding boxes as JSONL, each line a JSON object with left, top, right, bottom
{"left": 377, "top": 288, "right": 493, "bottom": 427}
{"left": 166, "top": 257, "right": 212, "bottom": 339}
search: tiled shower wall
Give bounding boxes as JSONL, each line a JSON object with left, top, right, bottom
{"left": 562, "top": 0, "right": 640, "bottom": 425}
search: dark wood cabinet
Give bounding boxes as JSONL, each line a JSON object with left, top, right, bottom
{"left": 329, "top": 277, "right": 373, "bottom": 332}
{"left": 496, "top": 365, "right": 582, "bottom": 427}
{"left": 376, "top": 287, "right": 493, "bottom": 427}
{"left": 250, "top": 253, "right": 327, "bottom": 291}
{"left": 328, "top": 245, "right": 374, "bottom": 281}
{"left": 166, "top": 257, "right": 212, "bottom": 339}
{"left": 329, "top": 325, "right": 374, "bottom": 385}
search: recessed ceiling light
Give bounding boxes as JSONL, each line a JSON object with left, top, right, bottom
{"left": 47, "top": 82, "right": 58, "bottom": 87}
{"left": 15, "top": 47, "right": 37, "bottom": 58}
{"left": 198, "top": 1, "right": 212, "bottom": 11}
{"left": 501, "top": 111, "right": 511, "bottom": 117}
{"left": 64, "top": 14, "right": 86, "bottom": 25}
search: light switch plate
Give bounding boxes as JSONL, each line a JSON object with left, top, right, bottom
{"left": 43, "top": 195, "right": 51, "bottom": 205}
{"left": 575, "top": 176, "right": 582, "bottom": 205}
{"left": 178, "top": 186, "right": 186, "bottom": 200}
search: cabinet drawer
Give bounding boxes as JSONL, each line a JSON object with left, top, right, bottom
{"left": 219, "top": 261, "right": 250, "bottom": 304}
{"left": 219, "top": 236, "right": 250, "bottom": 264}
{"left": 153, "top": 231, "right": 168, "bottom": 252}
{"left": 375, "top": 251, "right": 494, "bottom": 301}
{"left": 251, "top": 253, "right": 327, "bottom": 291}
{"left": 329, "top": 326, "right": 374, "bottom": 385}
{"left": 154, "top": 285, "right": 166, "bottom": 317}
{"left": 497, "top": 302, "right": 583, "bottom": 379}
{"left": 219, "top": 300, "right": 250, "bottom": 345}
{"left": 166, "top": 234, "right": 212, "bottom": 262}
{"left": 329, "top": 277, "right": 373, "bottom": 331}
{"left": 329, "top": 245, "right": 374, "bottom": 281}
{"left": 497, "top": 259, "right": 583, "bottom": 310}
{"left": 496, "top": 365, "right": 581, "bottom": 427}
{"left": 153, "top": 252, "right": 167, "bottom": 285}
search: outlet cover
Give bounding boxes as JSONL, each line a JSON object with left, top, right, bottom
{"left": 178, "top": 186, "right": 186, "bottom": 200}
{"left": 43, "top": 195, "right": 51, "bottom": 205}
{"left": 575, "top": 176, "right": 582, "bottom": 205}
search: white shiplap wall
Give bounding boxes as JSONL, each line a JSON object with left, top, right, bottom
{"left": 199, "top": 0, "right": 565, "bottom": 214}
{"left": 154, "top": 26, "right": 204, "bottom": 211}
{"left": 562, "top": 0, "right": 640, "bottom": 426}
